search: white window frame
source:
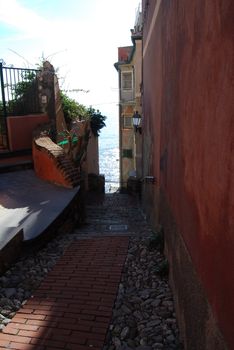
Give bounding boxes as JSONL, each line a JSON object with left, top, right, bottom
{"left": 121, "top": 71, "right": 133, "bottom": 90}
{"left": 123, "top": 115, "right": 133, "bottom": 129}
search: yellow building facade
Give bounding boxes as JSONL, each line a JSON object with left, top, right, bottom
{"left": 114, "top": 8, "right": 142, "bottom": 188}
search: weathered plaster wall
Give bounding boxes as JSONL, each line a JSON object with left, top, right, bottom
{"left": 142, "top": 0, "right": 162, "bottom": 225}
{"left": 142, "top": 0, "right": 234, "bottom": 348}
{"left": 122, "top": 128, "right": 134, "bottom": 186}
{"left": 119, "top": 104, "right": 135, "bottom": 187}
{"left": 86, "top": 133, "right": 99, "bottom": 176}
{"left": 54, "top": 74, "right": 67, "bottom": 144}
{"left": 133, "top": 39, "right": 142, "bottom": 110}
{"left": 133, "top": 39, "right": 143, "bottom": 178}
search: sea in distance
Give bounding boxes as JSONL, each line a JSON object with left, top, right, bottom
{"left": 99, "top": 115, "right": 120, "bottom": 193}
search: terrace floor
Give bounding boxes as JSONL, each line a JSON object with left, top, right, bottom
{"left": 0, "top": 169, "right": 79, "bottom": 249}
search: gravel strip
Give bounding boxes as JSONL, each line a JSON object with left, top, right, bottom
{"left": 103, "top": 234, "right": 184, "bottom": 350}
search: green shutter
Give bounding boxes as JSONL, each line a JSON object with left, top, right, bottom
{"left": 122, "top": 149, "right": 133, "bottom": 158}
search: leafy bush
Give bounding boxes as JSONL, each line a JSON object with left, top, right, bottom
{"left": 87, "top": 107, "right": 106, "bottom": 137}
{"left": 60, "top": 92, "right": 106, "bottom": 137}
{"left": 60, "top": 91, "right": 88, "bottom": 124}
{"left": 13, "top": 71, "right": 37, "bottom": 99}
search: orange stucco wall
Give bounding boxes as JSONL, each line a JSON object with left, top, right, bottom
{"left": 7, "top": 114, "right": 49, "bottom": 151}
{"left": 33, "top": 144, "right": 71, "bottom": 188}
{"left": 142, "top": 0, "right": 234, "bottom": 348}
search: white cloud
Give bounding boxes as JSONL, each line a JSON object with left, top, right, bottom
{"left": 0, "top": 0, "right": 140, "bottom": 116}
{"left": 0, "top": 0, "right": 48, "bottom": 37}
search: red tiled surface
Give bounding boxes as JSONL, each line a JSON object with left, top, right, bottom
{"left": 0, "top": 237, "right": 129, "bottom": 350}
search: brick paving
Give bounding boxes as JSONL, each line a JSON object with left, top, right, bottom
{"left": 0, "top": 236, "right": 129, "bottom": 350}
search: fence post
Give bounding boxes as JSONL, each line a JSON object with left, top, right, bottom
{"left": 0, "top": 63, "right": 7, "bottom": 119}
{"left": 37, "top": 62, "right": 57, "bottom": 142}
{"left": 0, "top": 63, "right": 8, "bottom": 148}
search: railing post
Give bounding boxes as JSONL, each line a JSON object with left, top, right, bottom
{"left": 0, "top": 63, "right": 7, "bottom": 119}
{"left": 0, "top": 63, "right": 9, "bottom": 148}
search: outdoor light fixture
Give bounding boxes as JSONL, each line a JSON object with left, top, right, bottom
{"left": 132, "top": 111, "right": 142, "bottom": 134}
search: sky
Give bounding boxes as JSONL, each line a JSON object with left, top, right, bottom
{"left": 0, "top": 0, "right": 140, "bottom": 121}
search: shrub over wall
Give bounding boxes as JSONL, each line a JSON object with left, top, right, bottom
{"left": 60, "top": 92, "right": 106, "bottom": 137}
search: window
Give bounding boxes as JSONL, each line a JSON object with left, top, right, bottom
{"left": 123, "top": 116, "right": 132, "bottom": 128}
{"left": 122, "top": 72, "right": 132, "bottom": 90}
{"left": 122, "top": 149, "right": 133, "bottom": 158}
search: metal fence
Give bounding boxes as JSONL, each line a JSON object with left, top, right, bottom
{"left": 0, "top": 63, "right": 41, "bottom": 147}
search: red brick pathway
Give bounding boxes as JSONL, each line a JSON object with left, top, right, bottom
{"left": 0, "top": 237, "right": 129, "bottom": 350}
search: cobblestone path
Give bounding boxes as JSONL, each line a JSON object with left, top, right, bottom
{"left": 0, "top": 193, "right": 183, "bottom": 350}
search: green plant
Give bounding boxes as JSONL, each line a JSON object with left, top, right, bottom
{"left": 13, "top": 71, "right": 36, "bottom": 99}
{"left": 147, "top": 226, "right": 164, "bottom": 253}
{"left": 57, "top": 122, "right": 90, "bottom": 168}
{"left": 60, "top": 91, "right": 88, "bottom": 125}
{"left": 74, "top": 128, "right": 90, "bottom": 166}
{"left": 87, "top": 107, "right": 106, "bottom": 137}
{"left": 3, "top": 70, "right": 37, "bottom": 116}
{"left": 154, "top": 259, "right": 169, "bottom": 278}
{"left": 57, "top": 129, "right": 78, "bottom": 147}
{"left": 60, "top": 91, "right": 106, "bottom": 137}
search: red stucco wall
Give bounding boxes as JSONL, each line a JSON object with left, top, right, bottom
{"left": 7, "top": 114, "right": 49, "bottom": 151}
{"left": 142, "top": 0, "right": 234, "bottom": 348}
{"left": 118, "top": 46, "right": 132, "bottom": 61}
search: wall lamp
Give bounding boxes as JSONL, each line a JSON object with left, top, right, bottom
{"left": 132, "top": 111, "right": 142, "bottom": 134}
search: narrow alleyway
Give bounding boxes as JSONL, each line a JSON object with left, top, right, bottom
{"left": 0, "top": 193, "right": 183, "bottom": 350}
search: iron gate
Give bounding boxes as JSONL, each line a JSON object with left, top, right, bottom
{"left": 0, "top": 63, "right": 41, "bottom": 148}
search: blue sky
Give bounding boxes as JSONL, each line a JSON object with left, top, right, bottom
{"left": 0, "top": 0, "right": 140, "bottom": 120}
